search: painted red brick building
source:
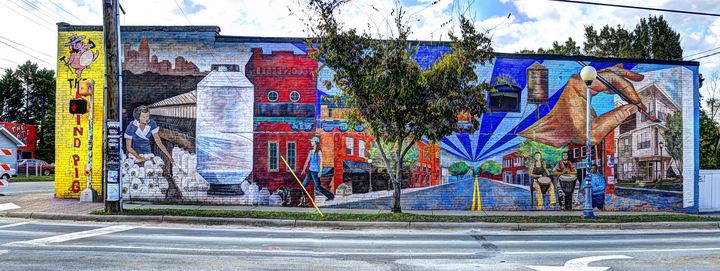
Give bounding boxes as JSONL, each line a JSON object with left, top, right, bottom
{"left": 412, "top": 141, "right": 441, "bottom": 187}
{"left": 246, "top": 48, "right": 318, "bottom": 191}
{"left": 502, "top": 151, "right": 529, "bottom": 186}
{"left": 567, "top": 131, "right": 616, "bottom": 194}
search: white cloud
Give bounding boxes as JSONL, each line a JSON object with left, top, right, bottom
{"left": 0, "top": 0, "right": 718, "bottom": 84}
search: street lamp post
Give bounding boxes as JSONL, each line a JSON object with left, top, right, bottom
{"left": 659, "top": 141, "right": 664, "bottom": 180}
{"left": 580, "top": 66, "right": 597, "bottom": 219}
{"left": 368, "top": 158, "right": 373, "bottom": 193}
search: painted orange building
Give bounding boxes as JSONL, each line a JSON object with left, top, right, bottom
{"left": 317, "top": 102, "right": 373, "bottom": 192}
{"left": 412, "top": 141, "right": 441, "bottom": 187}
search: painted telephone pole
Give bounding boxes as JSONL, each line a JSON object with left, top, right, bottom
{"left": 103, "top": 0, "right": 122, "bottom": 212}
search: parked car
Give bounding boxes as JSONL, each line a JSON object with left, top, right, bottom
{"left": 17, "top": 159, "right": 54, "bottom": 176}
{"left": 0, "top": 164, "right": 16, "bottom": 183}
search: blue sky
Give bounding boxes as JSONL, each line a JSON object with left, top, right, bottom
{"left": 0, "top": 0, "right": 718, "bottom": 97}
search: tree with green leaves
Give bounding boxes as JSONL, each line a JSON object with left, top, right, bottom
{"left": 0, "top": 62, "right": 56, "bottom": 162}
{"left": 0, "top": 69, "right": 24, "bottom": 122}
{"left": 519, "top": 15, "right": 682, "bottom": 60}
{"left": 518, "top": 37, "right": 581, "bottom": 55}
{"left": 304, "top": 0, "right": 494, "bottom": 212}
{"left": 699, "top": 110, "right": 720, "bottom": 169}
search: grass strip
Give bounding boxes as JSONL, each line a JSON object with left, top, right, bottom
{"left": 11, "top": 175, "right": 54, "bottom": 182}
{"left": 92, "top": 208, "right": 720, "bottom": 223}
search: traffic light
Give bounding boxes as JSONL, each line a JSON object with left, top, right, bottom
{"left": 78, "top": 79, "right": 94, "bottom": 97}
{"left": 69, "top": 99, "right": 88, "bottom": 114}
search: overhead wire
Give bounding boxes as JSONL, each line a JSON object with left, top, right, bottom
{"left": 18, "top": 0, "right": 66, "bottom": 23}
{"left": 682, "top": 46, "right": 720, "bottom": 60}
{"left": 10, "top": 0, "right": 56, "bottom": 25}
{"left": 47, "top": 0, "right": 88, "bottom": 24}
{"left": 4, "top": 1, "right": 55, "bottom": 31}
{"left": 545, "top": 0, "right": 720, "bottom": 17}
{"left": 32, "top": 0, "right": 79, "bottom": 24}
{"left": 0, "top": 39, "right": 53, "bottom": 65}
{"left": 689, "top": 51, "right": 720, "bottom": 61}
{"left": 0, "top": 35, "right": 54, "bottom": 58}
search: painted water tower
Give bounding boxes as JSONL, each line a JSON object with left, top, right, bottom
{"left": 526, "top": 61, "right": 548, "bottom": 105}
{"left": 196, "top": 64, "right": 255, "bottom": 195}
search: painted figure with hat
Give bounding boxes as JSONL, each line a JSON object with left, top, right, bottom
{"left": 300, "top": 136, "right": 335, "bottom": 201}
{"left": 59, "top": 34, "right": 99, "bottom": 78}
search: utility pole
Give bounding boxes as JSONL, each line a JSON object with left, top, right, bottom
{"left": 103, "top": 0, "right": 121, "bottom": 212}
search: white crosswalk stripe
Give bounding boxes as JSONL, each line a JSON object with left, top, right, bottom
{"left": 7, "top": 225, "right": 140, "bottom": 246}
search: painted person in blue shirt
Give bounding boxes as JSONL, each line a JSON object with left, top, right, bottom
{"left": 300, "top": 137, "right": 334, "bottom": 201}
{"left": 124, "top": 106, "right": 173, "bottom": 164}
{"left": 581, "top": 164, "right": 606, "bottom": 210}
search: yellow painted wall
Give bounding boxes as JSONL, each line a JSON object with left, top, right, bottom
{"left": 55, "top": 31, "right": 105, "bottom": 199}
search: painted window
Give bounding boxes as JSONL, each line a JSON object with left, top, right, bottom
{"left": 489, "top": 84, "right": 521, "bottom": 112}
{"left": 286, "top": 141, "right": 296, "bottom": 171}
{"left": 358, "top": 140, "right": 366, "bottom": 157}
{"left": 290, "top": 91, "right": 300, "bottom": 102}
{"left": 346, "top": 137, "right": 354, "bottom": 156}
{"left": 638, "top": 133, "right": 651, "bottom": 149}
{"left": 268, "top": 141, "right": 279, "bottom": 172}
{"left": 267, "top": 91, "right": 279, "bottom": 102}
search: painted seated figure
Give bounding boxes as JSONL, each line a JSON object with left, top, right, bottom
{"left": 553, "top": 151, "right": 577, "bottom": 210}
{"left": 529, "top": 152, "right": 556, "bottom": 209}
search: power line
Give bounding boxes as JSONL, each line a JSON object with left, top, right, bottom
{"left": 4, "top": 2, "right": 54, "bottom": 31}
{"left": 682, "top": 46, "right": 720, "bottom": 60}
{"left": 545, "top": 0, "right": 720, "bottom": 17}
{"left": 0, "top": 39, "right": 53, "bottom": 66}
{"left": 33, "top": 0, "right": 79, "bottom": 24}
{"left": 47, "top": 0, "right": 88, "bottom": 24}
{"left": 10, "top": 0, "right": 56, "bottom": 25}
{"left": 689, "top": 51, "right": 720, "bottom": 61}
{"left": 20, "top": 0, "right": 66, "bottom": 23}
{"left": 0, "top": 35, "right": 54, "bottom": 58}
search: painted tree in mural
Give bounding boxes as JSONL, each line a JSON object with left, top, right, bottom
{"left": 304, "top": 0, "right": 494, "bottom": 212}
{"left": 479, "top": 160, "right": 502, "bottom": 175}
{"left": 664, "top": 111, "right": 683, "bottom": 176}
{"left": 448, "top": 162, "right": 470, "bottom": 176}
{"left": 515, "top": 140, "right": 567, "bottom": 167}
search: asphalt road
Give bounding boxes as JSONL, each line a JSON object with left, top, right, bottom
{"left": 0, "top": 219, "right": 715, "bottom": 270}
{"left": 0, "top": 181, "right": 53, "bottom": 196}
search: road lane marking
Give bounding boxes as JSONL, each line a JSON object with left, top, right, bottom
{"left": 6, "top": 225, "right": 140, "bottom": 246}
{"left": 525, "top": 255, "right": 632, "bottom": 271}
{"left": 0, "top": 203, "right": 20, "bottom": 212}
{"left": 30, "top": 244, "right": 483, "bottom": 256}
{"left": 0, "top": 221, "right": 32, "bottom": 229}
{"left": 505, "top": 247, "right": 720, "bottom": 255}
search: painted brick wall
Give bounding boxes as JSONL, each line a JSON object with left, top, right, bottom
{"left": 55, "top": 25, "right": 700, "bottom": 212}
{"left": 55, "top": 31, "right": 105, "bottom": 199}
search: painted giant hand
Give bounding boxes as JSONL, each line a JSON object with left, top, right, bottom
{"left": 519, "top": 65, "right": 647, "bottom": 147}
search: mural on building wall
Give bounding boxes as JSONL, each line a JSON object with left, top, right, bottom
{"left": 55, "top": 25, "right": 698, "bottom": 210}
{"left": 55, "top": 31, "right": 105, "bottom": 198}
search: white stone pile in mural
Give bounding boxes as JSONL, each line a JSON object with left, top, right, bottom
{"left": 121, "top": 153, "right": 170, "bottom": 199}
{"left": 171, "top": 147, "right": 209, "bottom": 197}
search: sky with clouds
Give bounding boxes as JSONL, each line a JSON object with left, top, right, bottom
{"left": 0, "top": 0, "right": 718, "bottom": 96}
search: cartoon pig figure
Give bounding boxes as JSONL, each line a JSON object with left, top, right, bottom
{"left": 59, "top": 34, "right": 99, "bottom": 78}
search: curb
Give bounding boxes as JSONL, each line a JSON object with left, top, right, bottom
{"left": 1, "top": 212, "right": 719, "bottom": 231}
